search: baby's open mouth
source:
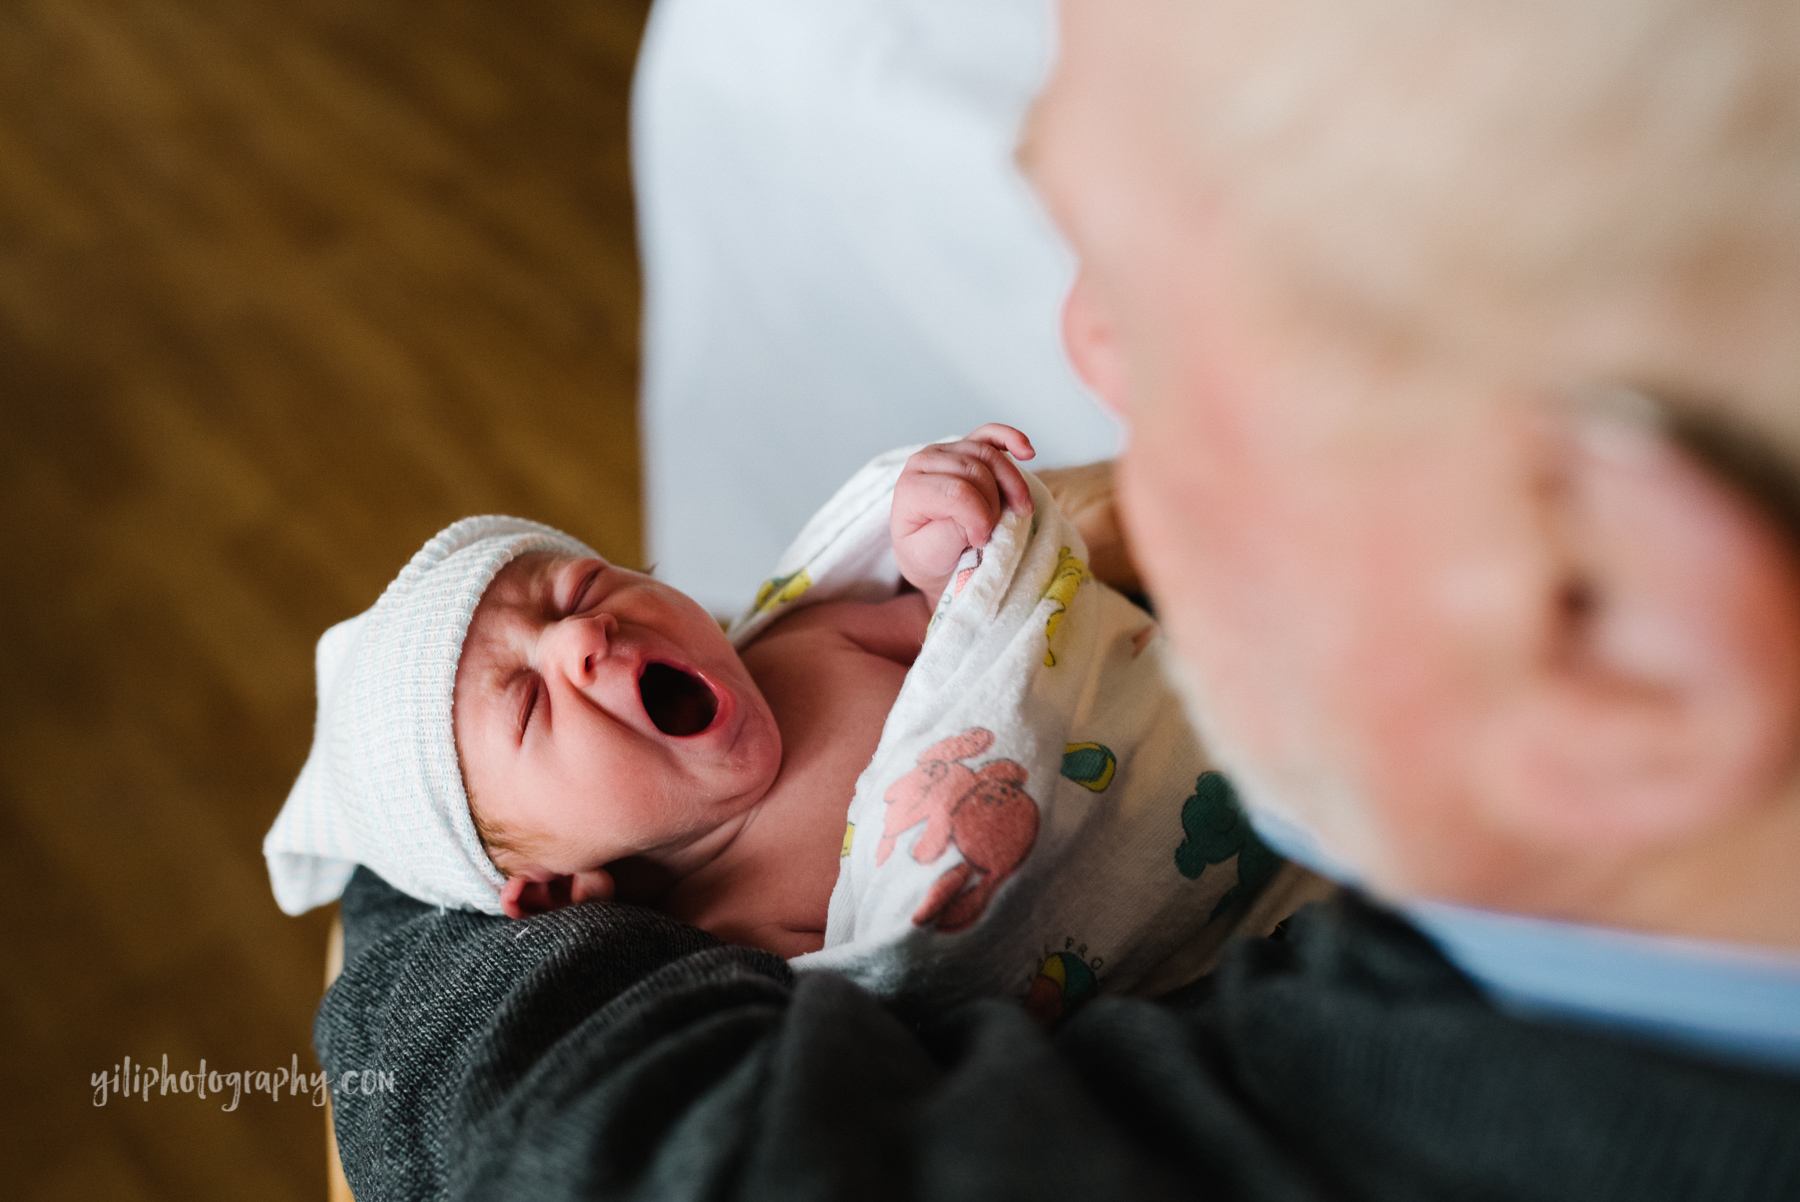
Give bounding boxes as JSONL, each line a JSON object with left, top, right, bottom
{"left": 638, "top": 662, "right": 719, "bottom": 736}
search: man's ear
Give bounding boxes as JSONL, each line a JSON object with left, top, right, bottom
{"left": 1062, "top": 270, "right": 1130, "bottom": 416}
{"left": 1481, "top": 412, "right": 1800, "bottom": 853}
{"left": 499, "top": 866, "right": 616, "bottom": 920}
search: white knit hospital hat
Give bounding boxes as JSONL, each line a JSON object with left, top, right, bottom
{"left": 263, "top": 515, "right": 598, "bottom": 915}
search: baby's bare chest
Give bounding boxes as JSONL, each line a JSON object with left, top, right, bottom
{"left": 743, "top": 596, "right": 926, "bottom": 814}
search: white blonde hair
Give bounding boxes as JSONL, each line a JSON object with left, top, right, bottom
{"left": 1173, "top": 0, "right": 1800, "bottom": 416}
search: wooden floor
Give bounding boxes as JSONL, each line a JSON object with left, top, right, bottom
{"left": 0, "top": 1, "right": 652, "bottom": 1196}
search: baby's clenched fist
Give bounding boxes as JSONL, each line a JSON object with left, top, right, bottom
{"left": 891, "top": 423, "right": 1035, "bottom": 609}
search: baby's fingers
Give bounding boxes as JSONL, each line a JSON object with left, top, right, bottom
{"left": 929, "top": 473, "right": 1006, "bottom": 548}
{"left": 985, "top": 444, "right": 1034, "bottom": 518}
{"left": 962, "top": 422, "right": 1036, "bottom": 463}
{"left": 939, "top": 426, "right": 1035, "bottom": 517}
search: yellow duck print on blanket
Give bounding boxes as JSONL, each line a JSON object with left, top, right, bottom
{"left": 1040, "top": 546, "right": 1089, "bottom": 666}
{"left": 752, "top": 568, "right": 812, "bottom": 615}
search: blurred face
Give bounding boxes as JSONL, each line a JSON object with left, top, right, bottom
{"left": 1025, "top": 0, "right": 1577, "bottom": 895}
{"left": 453, "top": 553, "right": 781, "bottom": 875}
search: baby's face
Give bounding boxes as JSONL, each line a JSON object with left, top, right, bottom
{"left": 453, "top": 552, "right": 781, "bottom": 876}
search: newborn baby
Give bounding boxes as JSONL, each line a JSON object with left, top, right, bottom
{"left": 453, "top": 424, "right": 1040, "bottom": 955}
{"left": 269, "top": 426, "right": 1290, "bottom": 1016}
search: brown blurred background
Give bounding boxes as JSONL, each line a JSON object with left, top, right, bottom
{"left": 0, "top": 0, "right": 653, "bottom": 1196}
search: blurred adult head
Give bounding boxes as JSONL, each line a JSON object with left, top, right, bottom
{"left": 1025, "top": 0, "right": 1800, "bottom": 946}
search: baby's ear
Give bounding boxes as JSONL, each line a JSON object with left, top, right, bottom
{"left": 499, "top": 867, "right": 615, "bottom": 919}
{"left": 569, "top": 868, "right": 616, "bottom": 905}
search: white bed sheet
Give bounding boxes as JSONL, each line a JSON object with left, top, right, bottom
{"left": 633, "top": 0, "right": 1119, "bottom": 613}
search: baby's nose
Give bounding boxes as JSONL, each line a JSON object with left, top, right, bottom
{"left": 550, "top": 611, "right": 617, "bottom": 683}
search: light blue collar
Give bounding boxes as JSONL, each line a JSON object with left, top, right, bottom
{"left": 1247, "top": 809, "right": 1800, "bottom": 1073}
{"left": 1405, "top": 901, "right": 1800, "bottom": 1073}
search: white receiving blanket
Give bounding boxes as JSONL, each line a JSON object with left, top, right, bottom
{"left": 728, "top": 445, "right": 1284, "bottom": 1020}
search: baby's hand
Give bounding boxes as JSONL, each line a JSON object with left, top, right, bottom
{"left": 892, "top": 423, "right": 1035, "bottom": 609}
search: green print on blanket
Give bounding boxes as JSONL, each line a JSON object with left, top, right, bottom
{"left": 1060, "top": 742, "right": 1117, "bottom": 792}
{"left": 1175, "top": 771, "right": 1282, "bottom": 919}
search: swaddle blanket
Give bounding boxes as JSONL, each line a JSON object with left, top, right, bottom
{"left": 728, "top": 445, "right": 1281, "bottom": 1019}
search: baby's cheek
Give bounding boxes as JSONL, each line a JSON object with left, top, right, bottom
{"left": 729, "top": 704, "right": 784, "bottom": 796}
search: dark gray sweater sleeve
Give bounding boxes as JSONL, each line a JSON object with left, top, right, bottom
{"left": 320, "top": 868, "right": 1800, "bottom": 1202}
{"left": 318, "top": 868, "right": 1207, "bottom": 1201}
